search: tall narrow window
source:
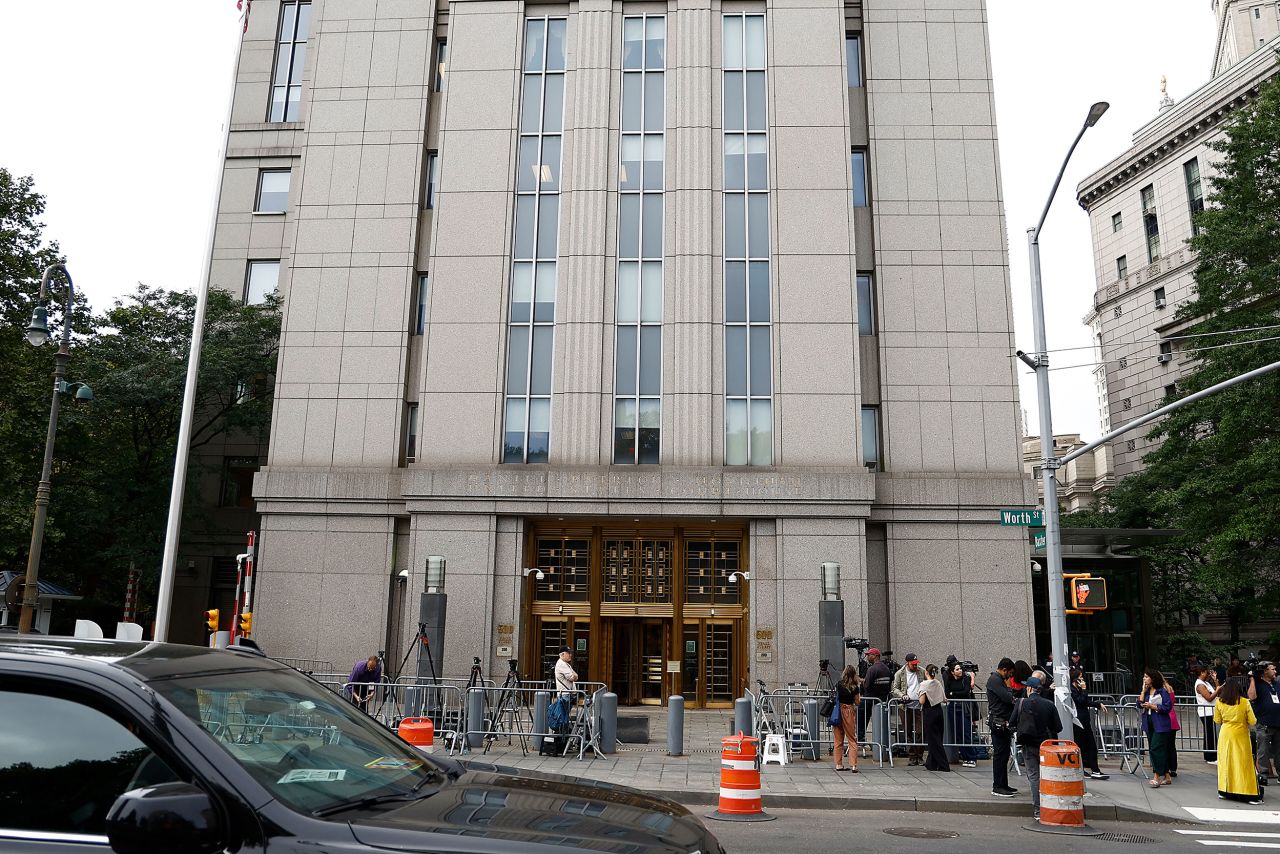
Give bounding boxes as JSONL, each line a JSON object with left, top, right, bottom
{"left": 845, "top": 33, "right": 863, "bottom": 87}
{"left": 434, "top": 40, "right": 448, "bottom": 92}
{"left": 412, "top": 273, "right": 429, "bottom": 335}
{"left": 1111, "top": 211, "right": 1123, "bottom": 232}
{"left": 424, "top": 152, "right": 440, "bottom": 209}
{"left": 245, "top": 260, "right": 280, "bottom": 305}
{"left": 1184, "top": 157, "right": 1204, "bottom": 235}
{"left": 861, "top": 406, "right": 880, "bottom": 471}
{"left": 614, "top": 15, "right": 665, "bottom": 465}
{"left": 1116, "top": 255, "right": 1127, "bottom": 280}
{"left": 255, "top": 170, "right": 290, "bottom": 213}
{"left": 404, "top": 403, "right": 419, "bottom": 463}
{"left": 502, "top": 18, "right": 566, "bottom": 464}
{"left": 1141, "top": 184, "right": 1161, "bottom": 262}
{"left": 269, "top": 1, "right": 311, "bottom": 122}
{"left": 723, "top": 13, "right": 772, "bottom": 466}
{"left": 1154, "top": 286, "right": 1166, "bottom": 308}
{"left": 850, "top": 149, "right": 869, "bottom": 208}
{"left": 856, "top": 274, "right": 875, "bottom": 335}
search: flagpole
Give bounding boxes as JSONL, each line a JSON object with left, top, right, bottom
{"left": 154, "top": 5, "right": 248, "bottom": 642}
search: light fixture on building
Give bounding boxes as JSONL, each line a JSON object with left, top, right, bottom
{"left": 396, "top": 569, "right": 410, "bottom": 582}
{"left": 426, "top": 555, "right": 446, "bottom": 592}
{"left": 820, "top": 561, "right": 841, "bottom": 600}
{"left": 522, "top": 567, "right": 546, "bottom": 580}
{"left": 728, "top": 571, "right": 751, "bottom": 583}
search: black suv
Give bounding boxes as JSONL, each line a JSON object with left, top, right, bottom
{"left": 0, "top": 636, "right": 722, "bottom": 853}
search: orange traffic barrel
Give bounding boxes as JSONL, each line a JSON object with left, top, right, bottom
{"left": 706, "top": 732, "right": 776, "bottom": 822}
{"left": 1028, "top": 740, "right": 1102, "bottom": 836}
{"left": 398, "top": 716, "right": 435, "bottom": 754}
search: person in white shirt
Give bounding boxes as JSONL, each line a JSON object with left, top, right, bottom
{"left": 891, "top": 653, "right": 926, "bottom": 765}
{"left": 1193, "top": 664, "right": 1220, "bottom": 763}
{"left": 554, "top": 646, "right": 578, "bottom": 700}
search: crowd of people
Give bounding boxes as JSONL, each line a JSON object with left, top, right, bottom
{"left": 825, "top": 648, "right": 1279, "bottom": 817}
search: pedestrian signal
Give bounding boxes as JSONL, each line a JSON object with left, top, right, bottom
{"left": 1068, "top": 577, "right": 1107, "bottom": 610}
{"left": 204, "top": 608, "right": 220, "bottom": 632}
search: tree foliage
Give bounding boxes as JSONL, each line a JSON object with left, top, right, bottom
{"left": 1077, "top": 62, "right": 1280, "bottom": 652}
{"left": 0, "top": 167, "right": 280, "bottom": 619}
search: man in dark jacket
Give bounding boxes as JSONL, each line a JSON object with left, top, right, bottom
{"left": 1010, "top": 674, "right": 1063, "bottom": 820}
{"left": 864, "top": 651, "right": 894, "bottom": 760}
{"left": 986, "top": 657, "right": 1018, "bottom": 798}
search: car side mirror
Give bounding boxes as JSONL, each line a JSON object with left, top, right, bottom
{"left": 105, "top": 782, "right": 222, "bottom": 854}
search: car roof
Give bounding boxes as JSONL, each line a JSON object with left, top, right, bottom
{"left": 0, "top": 635, "right": 290, "bottom": 681}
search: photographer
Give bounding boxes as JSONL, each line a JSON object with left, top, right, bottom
{"left": 1248, "top": 660, "right": 1279, "bottom": 782}
{"left": 986, "top": 657, "right": 1019, "bottom": 798}
{"left": 944, "top": 659, "right": 981, "bottom": 767}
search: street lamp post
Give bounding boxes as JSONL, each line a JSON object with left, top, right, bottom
{"left": 19, "top": 264, "right": 93, "bottom": 634}
{"left": 1020, "top": 101, "right": 1109, "bottom": 724}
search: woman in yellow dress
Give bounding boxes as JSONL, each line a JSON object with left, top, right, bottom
{"left": 1213, "top": 677, "right": 1262, "bottom": 804}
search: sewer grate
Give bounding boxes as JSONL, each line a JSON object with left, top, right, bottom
{"left": 1094, "top": 832, "right": 1160, "bottom": 844}
{"left": 884, "top": 828, "right": 960, "bottom": 840}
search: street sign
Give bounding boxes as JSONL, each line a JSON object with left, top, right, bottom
{"left": 1000, "top": 509, "right": 1044, "bottom": 526}
{"left": 1032, "top": 531, "right": 1047, "bottom": 551}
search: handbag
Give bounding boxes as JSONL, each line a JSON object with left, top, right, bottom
{"left": 820, "top": 690, "right": 836, "bottom": 719}
{"left": 830, "top": 700, "right": 842, "bottom": 727}
{"left": 1169, "top": 705, "right": 1181, "bottom": 732}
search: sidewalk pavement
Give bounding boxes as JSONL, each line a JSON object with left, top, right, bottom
{"left": 460, "top": 736, "right": 1279, "bottom": 827}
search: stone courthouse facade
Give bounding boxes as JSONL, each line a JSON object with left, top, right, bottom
{"left": 216, "top": 0, "right": 1035, "bottom": 704}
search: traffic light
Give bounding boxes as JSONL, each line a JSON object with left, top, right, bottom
{"left": 204, "top": 608, "right": 219, "bottom": 633}
{"left": 238, "top": 612, "right": 253, "bottom": 636}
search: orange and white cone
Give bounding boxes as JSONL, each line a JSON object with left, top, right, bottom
{"left": 706, "top": 732, "right": 776, "bottom": 822}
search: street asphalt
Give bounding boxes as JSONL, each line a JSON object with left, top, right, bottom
{"left": 697, "top": 808, "right": 1280, "bottom": 854}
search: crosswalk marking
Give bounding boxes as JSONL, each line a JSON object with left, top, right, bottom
{"left": 1183, "top": 807, "right": 1280, "bottom": 826}
{"left": 1193, "top": 842, "right": 1280, "bottom": 849}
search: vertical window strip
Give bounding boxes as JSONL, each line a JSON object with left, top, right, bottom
{"left": 270, "top": 1, "right": 311, "bottom": 122}
{"left": 502, "top": 18, "right": 567, "bottom": 464}
{"left": 722, "top": 13, "right": 772, "bottom": 466}
{"left": 1184, "top": 157, "right": 1204, "bottom": 234}
{"left": 1141, "top": 184, "right": 1160, "bottom": 263}
{"left": 614, "top": 15, "right": 666, "bottom": 465}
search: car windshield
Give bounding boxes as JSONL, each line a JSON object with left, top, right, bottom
{"left": 150, "top": 666, "right": 440, "bottom": 815}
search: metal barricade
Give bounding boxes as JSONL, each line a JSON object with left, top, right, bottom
{"left": 456, "top": 684, "right": 602, "bottom": 760}
{"left": 1093, "top": 703, "right": 1144, "bottom": 776}
{"left": 942, "top": 697, "right": 992, "bottom": 764}
{"left": 884, "top": 697, "right": 927, "bottom": 766}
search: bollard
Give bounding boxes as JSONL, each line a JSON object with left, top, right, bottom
{"left": 599, "top": 691, "right": 618, "bottom": 754}
{"left": 1026, "top": 740, "right": 1102, "bottom": 836}
{"left": 803, "top": 699, "right": 820, "bottom": 760}
{"left": 735, "top": 696, "right": 753, "bottom": 737}
{"left": 667, "top": 695, "right": 685, "bottom": 756}
{"left": 466, "top": 688, "right": 485, "bottom": 748}
{"left": 871, "top": 702, "right": 889, "bottom": 762}
{"left": 706, "top": 732, "right": 776, "bottom": 822}
{"left": 533, "top": 690, "right": 549, "bottom": 753}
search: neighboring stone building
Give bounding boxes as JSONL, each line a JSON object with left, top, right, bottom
{"left": 1077, "top": 2, "right": 1279, "bottom": 478}
{"left": 206, "top": 0, "right": 1035, "bottom": 703}
{"left": 1020, "top": 434, "right": 1113, "bottom": 513}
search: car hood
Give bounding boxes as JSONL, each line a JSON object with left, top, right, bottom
{"left": 348, "top": 760, "right": 717, "bottom": 853}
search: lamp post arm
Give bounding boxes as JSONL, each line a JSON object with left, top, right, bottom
{"left": 19, "top": 265, "right": 75, "bottom": 634}
{"left": 1060, "top": 358, "right": 1280, "bottom": 467}
{"left": 1032, "top": 121, "right": 1090, "bottom": 243}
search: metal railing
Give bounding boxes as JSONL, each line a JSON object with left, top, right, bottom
{"left": 454, "top": 684, "right": 604, "bottom": 761}
{"left": 271, "top": 656, "right": 333, "bottom": 675}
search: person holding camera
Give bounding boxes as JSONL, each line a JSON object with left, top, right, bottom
{"left": 944, "top": 660, "right": 980, "bottom": 767}
{"left": 987, "top": 657, "right": 1019, "bottom": 798}
{"left": 1248, "top": 660, "right": 1279, "bottom": 783}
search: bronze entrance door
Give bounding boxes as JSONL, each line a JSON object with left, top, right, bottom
{"left": 608, "top": 619, "right": 667, "bottom": 705}
{"left": 524, "top": 524, "right": 748, "bottom": 708}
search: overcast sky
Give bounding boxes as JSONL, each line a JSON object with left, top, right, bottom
{"left": 0, "top": 1, "right": 1216, "bottom": 442}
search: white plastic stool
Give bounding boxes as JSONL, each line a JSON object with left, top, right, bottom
{"left": 761, "top": 733, "right": 789, "bottom": 766}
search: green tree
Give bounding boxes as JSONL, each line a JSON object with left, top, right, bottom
{"left": 0, "top": 168, "right": 280, "bottom": 621}
{"left": 1099, "top": 61, "right": 1280, "bottom": 646}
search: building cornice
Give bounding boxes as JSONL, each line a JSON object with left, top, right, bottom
{"left": 1086, "top": 246, "right": 1197, "bottom": 317}
{"left": 1076, "top": 40, "right": 1280, "bottom": 210}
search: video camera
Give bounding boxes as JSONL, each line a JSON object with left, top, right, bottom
{"left": 960, "top": 660, "right": 980, "bottom": 674}
{"left": 508, "top": 658, "right": 519, "bottom": 672}
{"left": 843, "top": 637, "right": 870, "bottom": 652}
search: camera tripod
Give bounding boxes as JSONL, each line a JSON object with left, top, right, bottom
{"left": 483, "top": 661, "right": 532, "bottom": 755}
{"left": 817, "top": 659, "right": 836, "bottom": 694}
{"left": 374, "top": 622, "right": 441, "bottom": 729}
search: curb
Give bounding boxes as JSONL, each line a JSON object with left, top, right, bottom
{"left": 667, "top": 790, "right": 1192, "bottom": 825}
